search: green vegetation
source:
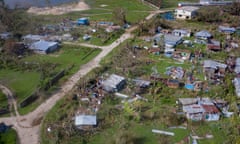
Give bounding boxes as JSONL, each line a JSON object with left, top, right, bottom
{"left": 0, "top": 128, "right": 18, "bottom": 144}
{"left": 40, "top": 39, "right": 227, "bottom": 143}
{"left": 30, "top": 0, "right": 154, "bottom": 25}
{"left": 0, "top": 45, "right": 101, "bottom": 115}
{"left": 0, "top": 91, "right": 8, "bottom": 109}
{"left": 78, "top": 29, "right": 125, "bottom": 46}
{"left": 0, "top": 70, "right": 41, "bottom": 103}
{"left": 22, "top": 45, "right": 101, "bottom": 75}
{"left": 161, "top": 0, "right": 199, "bottom": 8}
{"left": 86, "top": 0, "right": 153, "bottom": 11}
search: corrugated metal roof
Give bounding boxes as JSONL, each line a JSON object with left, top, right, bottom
{"left": 219, "top": 26, "right": 236, "bottom": 33}
{"left": 202, "top": 104, "right": 219, "bottom": 113}
{"left": 195, "top": 30, "right": 212, "bottom": 38}
{"left": 30, "top": 40, "right": 58, "bottom": 51}
{"left": 164, "top": 34, "right": 182, "bottom": 45}
{"left": 102, "top": 74, "right": 125, "bottom": 89}
{"left": 183, "top": 104, "right": 204, "bottom": 114}
{"left": 75, "top": 115, "right": 97, "bottom": 126}
{"left": 203, "top": 60, "right": 227, "bottom": 69}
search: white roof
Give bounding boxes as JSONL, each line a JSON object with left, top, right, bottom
{"left": 75, "top": 115, "right": 97, "bottom": 126}
{"left": 176, "top": 6, "right": 199, "bottom": 12}
{"left": 203, "top": 60, "right": 227, "bottom": 69}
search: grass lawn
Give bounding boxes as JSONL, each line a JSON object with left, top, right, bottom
{"left": 0, "top": 128, "right": 18, "bottom": 144}
{"left": 0, "top": 91, "right": 8, "bottom": 109}
{"left": 161, "top": 0, "right": 199, "bottom": 8}
{"left": 22, "top": 44, "right": 101, "bottom": 76}
{"left": 31, "top": 0, "right": 154, "bottom": 25}
{"left": 86, "top": 0, "right": 153, "bottom": 11}
{"left": 0, "top": 70, "right": 41, "bottom": 103}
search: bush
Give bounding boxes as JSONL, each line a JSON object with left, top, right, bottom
{"left": 195, "top": 6, "right": 223, "bottom": 23}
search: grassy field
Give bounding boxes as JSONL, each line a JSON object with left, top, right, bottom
{"left": 22, "top": 45, "right": 101, "bottom": 75}
{"left": 0, "top": 70, "right": 41, "bottom": 103}
{"left": 161, "top": 0, "right": 199, "bottom": 8}
{"left": 0, "top": 128, "right": 18, "bottom": 144}
{"left": 32, "top": 0, "right": 154, "bottom": 24}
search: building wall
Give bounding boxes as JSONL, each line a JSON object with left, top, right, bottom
{"left": 46, "top": 44, "right": 58, "bottom": 54}
{"left": 204, "top": 113, "right": 220, "bottom": 121}
{"left": 175, "top": 9, "right": 196, "bottom": 20}
{"left": 186, "top": 113, "right": 203, "bottom": 121}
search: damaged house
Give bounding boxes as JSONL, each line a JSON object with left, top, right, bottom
{"left": 203, "top": 60, "right": 227, "bottom": 82}
{"left": 102, "top": 74, "right": 126, "bottom": 93}
{"left": 179, "top": 98, "right": 221, "bottom": 121}
{"left": 166, "top": 66, "right": 185, "bottom": 79}
{"left": 207, "top": 39, "right": 221, "bottom": 52}
{"left": 172, "top": 50, "right": 191, "bottom": 62}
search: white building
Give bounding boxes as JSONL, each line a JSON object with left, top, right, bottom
{"left": 175, "top": 6, "right": 199, "bottom": 20}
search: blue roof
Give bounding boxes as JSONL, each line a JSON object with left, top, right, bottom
{"left": 185, "top": 84, "right": 194, "bottom": 90}
{"left": 30, "top": 40, "right": 58, "bottom": 51}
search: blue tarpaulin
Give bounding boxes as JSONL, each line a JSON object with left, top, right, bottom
{"left": 185, "top": 84, "right": 194, "bottom": 90}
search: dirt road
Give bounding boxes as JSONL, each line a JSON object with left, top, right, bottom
{"left": 0, "top": 32, "right": 134, "bottom": 144}
{"left": 0, "top": 10, "right": 165, "bottom": 144}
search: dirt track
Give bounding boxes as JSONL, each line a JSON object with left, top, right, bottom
{"left": 0, "top": 10, "right": 165, "bottom": 144}
{"left": 27, "top": 1, "right": 90, "bottom": 15}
